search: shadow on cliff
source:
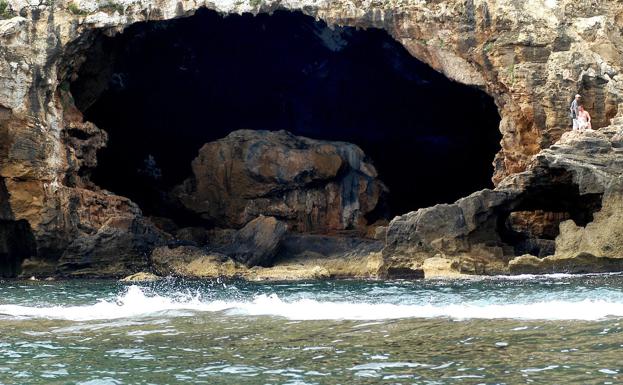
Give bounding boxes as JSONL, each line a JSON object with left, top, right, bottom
{"left": 0, "top": 178, "right": 37, "bottom": 277}
{"left": 70, "top": 9, "right": 501, "bottom": 225}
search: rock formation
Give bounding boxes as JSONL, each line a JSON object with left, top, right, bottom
{"left": 173, "top": 130, "right": 386, "bottom": 233}
{"left": 152, "top": 215, "right": 288, "bottom": 271}
{"left": 151, "top": 231, "right": 383, "bottom": 280}
{"left": 223, "top": 215, "right": 287, "bottom": 267}
{"left": 0, "top": 0, "right": 622, "bottom": 277}
{"left": 382, "top": 121, "right": 623, "bottom": 277}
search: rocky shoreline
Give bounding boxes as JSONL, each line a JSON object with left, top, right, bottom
{"left": 105, "top": 124, "right": 623, "bottom": 281}
{"left": 1, "top": 0, "right": 623, "bottom": 279}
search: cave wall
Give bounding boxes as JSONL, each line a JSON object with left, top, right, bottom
{"left": 0, "top": 0, "right": 622, "bottom": 276}
{"left": 382, "top": 124, "right": 623, "bottom": 277}
{"left": 70, "top": 9, "right": 500, "bottom": 219}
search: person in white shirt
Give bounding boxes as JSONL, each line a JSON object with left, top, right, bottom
{"left": 570, "top": 94, "right": 581, "bottom": 130}
{"left": 577, "top": 105, "right": 592, "bottom": 131}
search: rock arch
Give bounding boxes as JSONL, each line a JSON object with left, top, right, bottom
{"left": 0, "top": 0, "right": 621, "bottom": 276}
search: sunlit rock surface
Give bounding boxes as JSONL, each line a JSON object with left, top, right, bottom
{"left": 173, "top": 130, "right": 386, "bottom": 233}
{"left": 382, "top": 122, "right": 623, "bottom": 277}
{"left": 0, "top": 0, "right": 622, "bottom": 277}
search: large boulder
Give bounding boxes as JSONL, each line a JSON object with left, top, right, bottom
{"left": 172, "top": 130, "right": 387, "bottom": 232}
{"left": 153, "top": 216, "right": 287, "bottom": 271}
{"left": 224, "top": 215, "right": 288, "bottom": 267}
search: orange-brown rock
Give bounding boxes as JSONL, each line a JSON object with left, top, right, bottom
{"left": 382, "top": 122, "right": 623, "bottom": 278}
{"left": 1, "top": 0, "right": 623, "bottom": 277}
{"left": 173, "top": 130, "right": 387, "bottom": 233}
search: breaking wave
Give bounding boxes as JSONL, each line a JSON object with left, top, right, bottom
{"left": 1, "top": 285, "right": 622, "bottom": 322}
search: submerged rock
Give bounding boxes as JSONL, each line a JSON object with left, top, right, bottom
{"left": 173, "top": 130, "right": 387, "bottom": 233}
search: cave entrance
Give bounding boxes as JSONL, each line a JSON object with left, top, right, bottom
{"left": 69, "top": 9, "right": 501, "bottom": 228}
{"left": 0, "top": 219, "right": 37, "bottom": 277}
{"left": 0, "top": 179, "right": 37, "bottom": 277}
{"left": 497, "top": 168, "right": 603, "bottom": 258}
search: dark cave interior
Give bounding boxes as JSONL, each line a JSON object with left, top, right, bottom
{"left": 497, "top": 168, "right": 603, "bottom": 257}
{"left": 0, "top": 180, "right": 36, "bottom": 277}
{"left": 70, "top": 9, "right": 502, "bottom": 223}
{"left": 0, "top": 219, "right": 37, "bottom": 278}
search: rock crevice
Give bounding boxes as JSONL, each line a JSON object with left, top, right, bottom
{"left": 1, "top": 0, "right": 622, "bottom": 277}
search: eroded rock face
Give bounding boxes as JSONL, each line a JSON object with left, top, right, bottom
{"left": 56, "top": 213, "right": 169, "bottom": 277}
{"left": 1, "top": 0, "right": 623, "bottom": 277}
{"left": 150, "top": 232, "right": 384, "bottom": 280}
{"left": 223, "top": 215, "right": 288, "bottom": 267}
{"left": 173, "top": 130, "right": 386, "bottom": 233}
{"left": 381, "top": 121, "right": 623, "bottom": 277}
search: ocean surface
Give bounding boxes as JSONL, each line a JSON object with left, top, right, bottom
{"left": 1, "top": 274, "right": 623, "bottom": 384}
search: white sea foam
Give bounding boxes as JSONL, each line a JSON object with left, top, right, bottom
{"left": 0, "top": 286, "right": 228, "bottom": 321}
{"left": 480, "top": 272, "right": 623, "bottom": 281}
{"left": 1, "top": 285, "right": 623, "bottom": 322}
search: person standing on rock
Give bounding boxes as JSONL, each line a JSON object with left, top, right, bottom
{"left": 577, "top": 105, "right": 592, "bottom": 131}
{"left": 570, "top": 94, "right": 581, "bottom": 130}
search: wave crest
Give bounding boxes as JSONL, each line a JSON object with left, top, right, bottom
{"left": 1, "top": 285, "right": 622, "bottom": 321}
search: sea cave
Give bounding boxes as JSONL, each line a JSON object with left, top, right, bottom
{"left": 69, "top": 8, "right": 502, "bottom": 231}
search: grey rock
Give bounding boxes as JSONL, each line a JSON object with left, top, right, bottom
{"left": 172, "top": 130, "right": 387, "bottom": 233}
{"left": 382, "top": 123, "right": 623, "bottom": 277}
{"left": 224, "top": 215, "right": 288, "bottom": 267}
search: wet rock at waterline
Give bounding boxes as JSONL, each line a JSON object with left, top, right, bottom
{"left": 172, "top": 130, "right": 387, "bottom": 233}
{"left": 382, "top": 124, "right": 623, "bottom": 277}
{"left": 153, "top": 216, "right": 287, "bottom": 271}
{"left": 150, "top": 233, "right": 384, "bottom": 280}
{"left": 120, "top": 271, "right": 161, "bottom": 282}
{"left": 223, "top": 215, "right": 288, "bottom": 267}
{"left": 1, "top": 0, "right": 623, "bottom": 278}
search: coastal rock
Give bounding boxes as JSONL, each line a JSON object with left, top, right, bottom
{"left": 223, "top": 215, "right": 288, "bottom": 267}
{"left": 57, "top": 214, "right": 169, "bottom": 277}
{"left": 150, "top": 245, "right": 236, "bottom": 278}
{"left": 382, "top": 120, "right": 623, "bottom": 277}
{"left": 553, "top": 178, "right": 623, "bottom": 260}
{"left": 18, "top": 258, "right": 56, "bottom": 278}
{"left": 175, "top": 227, "right": 208, "bottom": 246}
{"left": 153, "top": 216, "right": 288, "bottom": 273}
{"left": 173, "top": 130, "right": 386, "bottom": 232}
{"left": 421, "top": 257, "right": 464, "bottom": 279}
{"left": 150, "top": 238, "right": 383, "bottom": 281}
{"left": 120, "top": 271, "right": 161, "bottom": 282}
{"left": 275, "top": 233, "right": 384, "bottom": 262}
{"left": 1, "top": 0, "right": 623, "bottom": 277}
{"left": 508, "top": 253, "right": 623, "bottom": 275}
{"left": 381, "top": 189, "right": 517, "bottom": 276}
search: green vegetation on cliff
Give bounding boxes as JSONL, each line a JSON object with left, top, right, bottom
{"left": 67, "top": 2, "right": 88, "bottom": 15}
{"left": 0, "top": 0, "right": 14, "bottom": 19}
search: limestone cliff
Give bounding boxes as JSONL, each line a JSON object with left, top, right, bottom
{"left": 0, "top": 0, "right": 622, "bottom": 277}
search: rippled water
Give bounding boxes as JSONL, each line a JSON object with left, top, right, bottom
{"left": 1, "top": 275, "right": 623, "bottom": 384}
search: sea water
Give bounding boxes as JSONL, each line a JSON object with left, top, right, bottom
{"left": 0, "top": 274, "right": 622, "bottom": 384}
